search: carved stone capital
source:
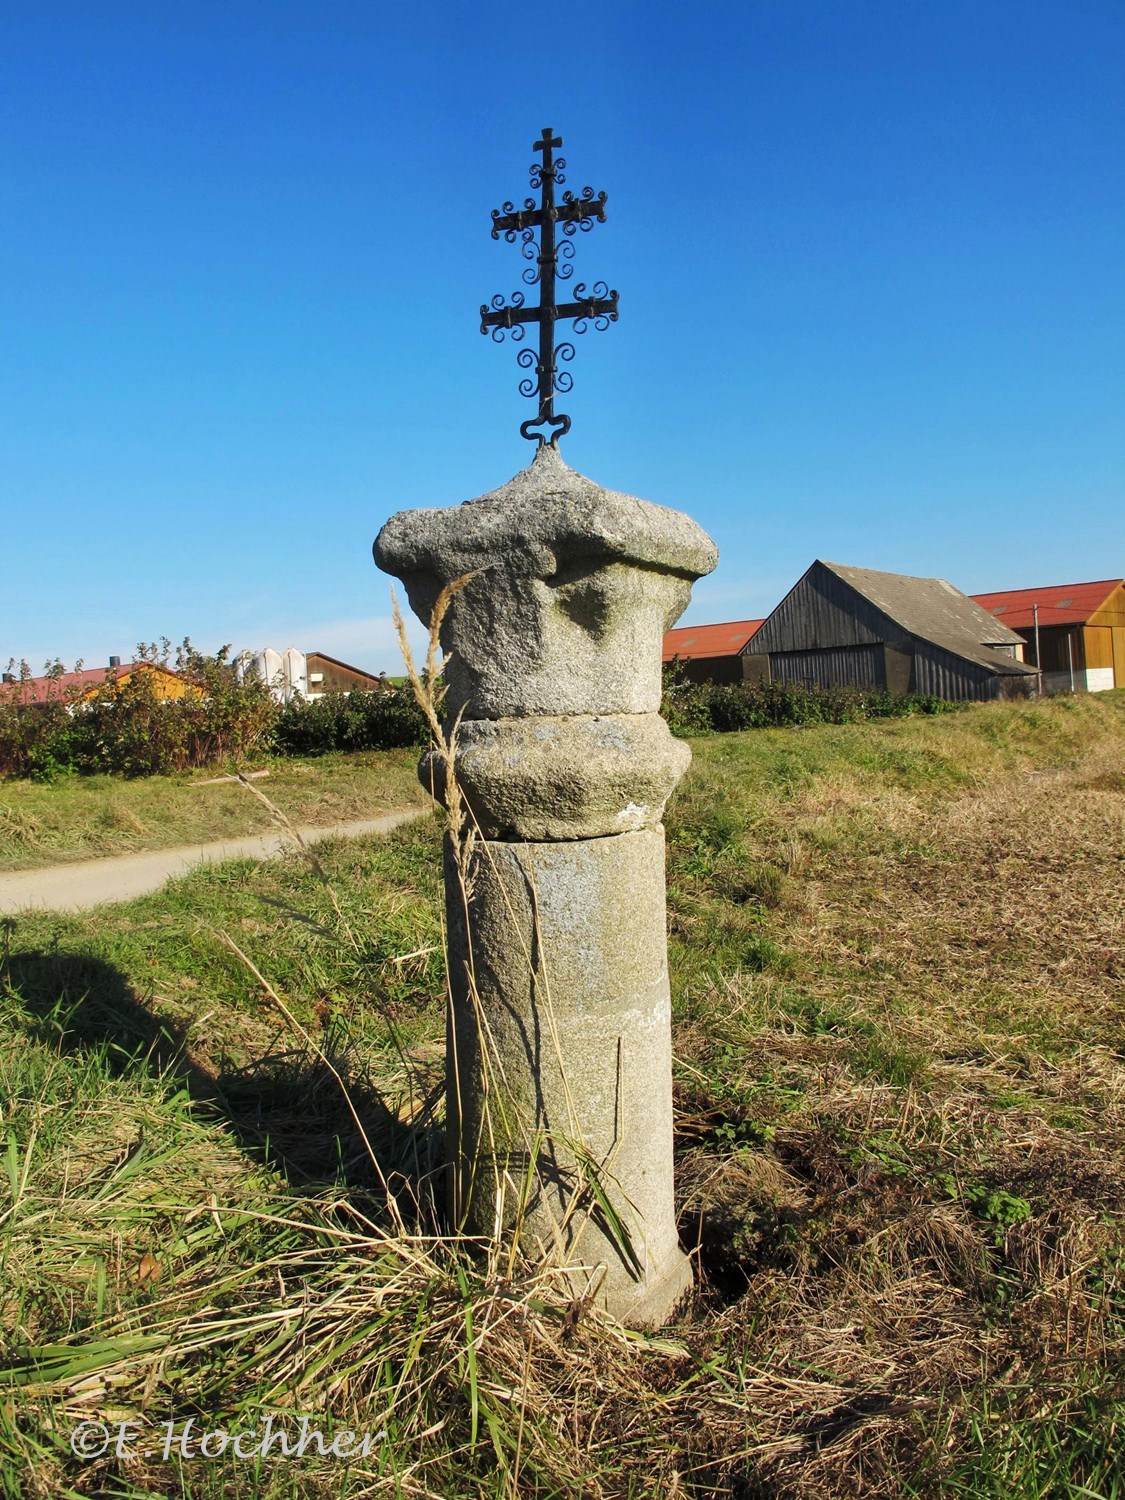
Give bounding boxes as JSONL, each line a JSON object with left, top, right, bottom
{"left": 374, "top": 444, "right": 718, "bottom": 720}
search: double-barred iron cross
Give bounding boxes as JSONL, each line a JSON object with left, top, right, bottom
{"left": 481, "top": 128, "right": 619, "bottom": 447}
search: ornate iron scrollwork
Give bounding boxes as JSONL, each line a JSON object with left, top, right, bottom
{"left": 480, "top": 129, "right": 618, "bottom": 447}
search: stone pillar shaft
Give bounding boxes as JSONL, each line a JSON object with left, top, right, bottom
{"left": 444, "top": 829, "right": 683, "bottom": 1320}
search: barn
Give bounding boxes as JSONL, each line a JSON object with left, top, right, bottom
{"left": 306, "top": 651, "right": 388, "bottom": 696}
{"left": 971, "top": 579, "right": 1125, "bottom": 693}
{"left": 234, "top": 648, "right": 389, "bottom": 702}
{"left": 662, "top": 619, "right": 764, "bottom": 685}
{"left": 744, "top": 560, "right": 1037, "bottom": 701}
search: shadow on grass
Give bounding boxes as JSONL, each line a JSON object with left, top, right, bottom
{"left": 1, "top": 945, "right": 445, "bottom": 1226}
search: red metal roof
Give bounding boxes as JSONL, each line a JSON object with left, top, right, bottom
{"left": 662, "top": 619, "right": 764, "bottom": 661}
{"left": 970, "top": 579, "right": 1122, "bottom": 630}
{"left": 0, "top": 662, "right": 181, "bottom": 705}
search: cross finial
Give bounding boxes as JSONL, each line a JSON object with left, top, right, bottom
{"left": 481, "top": 130, "right": 618, "bottom": 447}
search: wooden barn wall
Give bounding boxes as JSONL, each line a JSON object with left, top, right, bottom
{"left": 1089, "top": 584, "right": 1125, "bottom": 630}
{"left": 884, "top": 643, "right": 913, "bottom": 695}
{"left": 911, "top": 641, "right": 999, "bottom": 701}
{"left": 307, "top": 655, "right": 383, "bottom": 693}
{"left": 742, "top": 653, "right": 770, "bottom": 686}
{"left": 768, "top": 644, "right": 885, "bottom": 690}
{"left": 677, "top": 655, "right": 744, "bottom": 686}
{"left": 1024, "top": 626, "right": 1085, "bottom": 674}
{"left": 751, "top": 564, "right": 905, "bottom": 654}
{"left": 1083, "top": 626, "right": 1114, "bottom": 671}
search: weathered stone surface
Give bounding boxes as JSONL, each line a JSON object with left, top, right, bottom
{"left": 374, "top": 444, "right": 717, "bottom": 719}
{"left": 376, "top": 441, "right": 717, "bottom": 592}
{"left": 421, "top": 713, "right": 690, "bottom": 840}
{"left": 374, "top": 446, "right": 716, "bottom": 1327}
{"left": 444, "top": 829, "right": 693, "bottom": 1327}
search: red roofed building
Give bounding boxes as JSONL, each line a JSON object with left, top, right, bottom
{"left": 971, "top": 579, "right": 1125, "bottom": 692}
{"left": 662, "top": 619, "right": 764, "bottom": 684}
{"left": 0, "top": 661, "right": 192, "bottom": 708}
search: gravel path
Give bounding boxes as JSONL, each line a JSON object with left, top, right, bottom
{"left": 0, "top": 808, "right": 428, "bottom": 914}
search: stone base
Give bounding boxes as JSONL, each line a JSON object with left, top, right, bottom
{"left": 556, "top": 1237, "right": 695, "bottom": 1330}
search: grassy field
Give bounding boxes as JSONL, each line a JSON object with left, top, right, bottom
{"left": 0, "top": 751, "right": 428, "bottom": 871}
{"left": 1, "top": 693, "right": 1122, "bottom": 1497}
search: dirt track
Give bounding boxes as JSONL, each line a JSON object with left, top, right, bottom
{"left": 0, "top": 808, "right": 427, "bottom": 914}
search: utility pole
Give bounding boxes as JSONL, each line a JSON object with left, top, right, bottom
{"left": 1033, "top": 602, "right": 1042, "bottom": 696}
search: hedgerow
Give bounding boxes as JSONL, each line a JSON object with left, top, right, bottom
{"left": 0, "top": 645, "right": 428, "bottom": 780}
{"left": 1, "top": 647, "right": 952, "bottom": 782}
{"left": 272, "top": 685, "right": 427, "bottom": 755}
{"left": 0, "top": 642, "right": 275, "bottom": 780}
{"left": 660, "top": 660, "right": 953, "bottom": 737}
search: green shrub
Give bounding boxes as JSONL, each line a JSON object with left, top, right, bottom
{"left": 660, "top": 662, "right": 954, "bottom": 737}
{"left": 0, "top": 642, "right": 277, "bottom": 779}
{"left": 0, "top": 661, "right": 74, "bottom": 779}
{"left": 660, "top": 660, "right": 717, "bottom": 737}
{"left": 273, "top": 686, "right": 427, "bottom": 756}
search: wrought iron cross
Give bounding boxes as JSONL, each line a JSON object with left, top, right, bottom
{"left": 481, "top": 128, "right": 619, "bottom": 447}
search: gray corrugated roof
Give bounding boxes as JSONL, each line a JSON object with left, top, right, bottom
{"left": 821, "top": 561, "right": 1036, "bottom": 676}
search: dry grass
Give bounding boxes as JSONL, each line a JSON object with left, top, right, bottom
{"left": 661, "top": 692, "right": 1125, "bottom": 1496}
{"left": 1, "top": 691, "right": 1122, "bottom": 1496}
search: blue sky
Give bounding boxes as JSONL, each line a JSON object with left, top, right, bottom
{"left": 3, "top": 0, "right": 1122, "bottom": 672}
